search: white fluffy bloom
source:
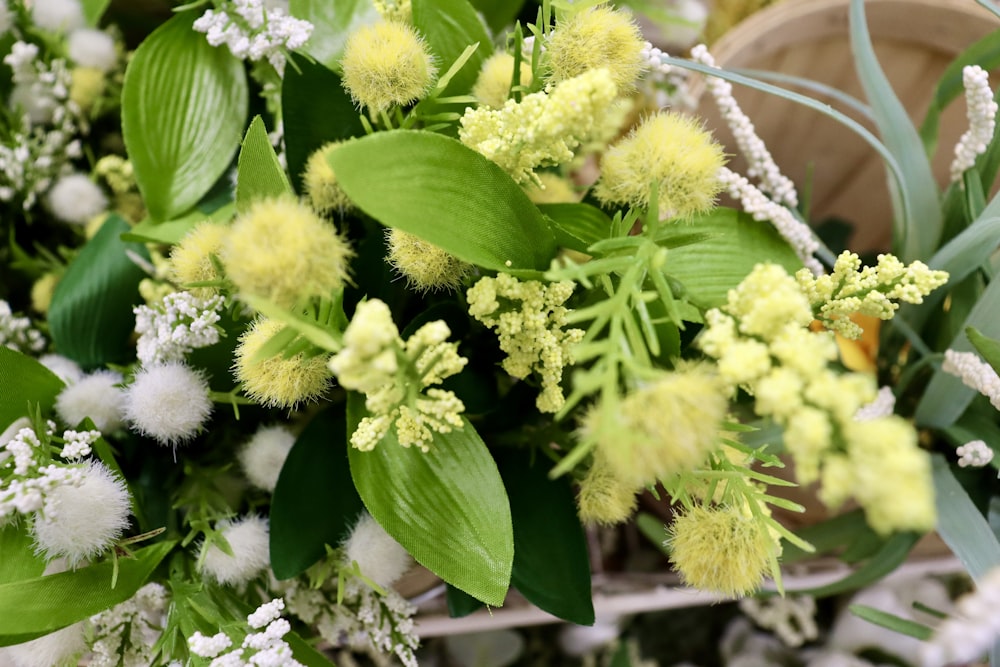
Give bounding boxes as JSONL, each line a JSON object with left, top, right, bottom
{"left": 30, "top": 0, "right": 85, "bottom": 32}
{"left": 956, "top": 439, "right": 995, "bottom": 468}
{"left": 54, "top": 370, "right": 125, "bottom": 433}
{"left": 38, "top": 354, "right": 84, "bottom": 385}
{"left": 46, "top": 173, "right": 107, "bottom": 225}
{"left": 0, "top": 622, "right": 86, "bottom": 667}
{"left": 951, "top": 65, "right": 998, "bottom": 182}
{"left": 942, "top": 349, "right": 1000, "bottom": 411}
{"left": 123, "top": 362, "right": 213, "bottom": 446}
{"left": 31, "top": 461, "right": 131, "bottom": 566}
{"left": 921, "top": 567, "right": 1000, "bottom": 666}
{"left": 344, "top": 512, "right": 412, "bottom": 588}
{"left": 238, "top": 425, "right": 294, "bottom": 492}
{"left": 67, "top": 28, "right": 118, "bottom": 71}
{"left": 200, "top": 516, "right": 270, "bottom": 586}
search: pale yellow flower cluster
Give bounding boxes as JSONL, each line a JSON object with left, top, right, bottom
{"left": 458, "top": 68, "right": 618, "bottom": 185}
{"left": 328, "top": 299, "right": 467, "bottom": 452}
{"left": 467, "top": 274, "right": 584, "bottom": 413}
{"left": 796, "top": 251, "right": 948, "bottom": 339}
{"left": 700, "top": 263, "right": 935, "bottom": 535}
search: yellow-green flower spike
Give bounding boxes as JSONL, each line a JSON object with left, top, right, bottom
{"left": 341, "top": 21, "right": 437, "bottom": 113}
{"left": 385, "top": 228, "right": 471, "bottom": 293}
{"left": 545, "top": 5, "right": 646, "bottom": 91}
{"left": 472, "top": 52, "right": 533, "bottom": 109}
{"left": 303, "top": 142, "right": 352, "bottom": 216}
{"left": 233, "top": 318, "right": 332, "bottom": 410}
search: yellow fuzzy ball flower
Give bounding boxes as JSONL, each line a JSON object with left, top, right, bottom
{"left": 302, "top": 142, "right": 352, "bottom": 216}
{"left": 385, "top": 228, "right": 471, "bottom": 293}
{"left": 472, "top": 52, "right": 533, "bottom": 109}
{"left": 595, "top": 111, "right": 726, "bottom": 220}
{"left": 70, "top": 66, "right": 105, "bottom": 113}
{"left": 546, "top": 6, "right": 646, "bottom": 91}
{"left": 169, "top": 221, "right": 229, "bottom": 298}
{"left": 341, "top": 21, "right": 437, "bottom": 113}
{"left": 668, "top": 504, "right": 775, "bottom": 597}
{"left": 576, "top": 451, "right": 639, "bottom": 526}
{"left": 222, "top": 197, "right": 353, "bottom": 308}
{"left": 524, "top": 172, "right": 580, "bottom": 204}
{"left": 31, "top": 272, "right": 60, "bottom": 313}
{"left": 233, "top": 318, "right": 331, "bottom": 409}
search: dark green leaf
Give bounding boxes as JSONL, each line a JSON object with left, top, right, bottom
{"left": 270, "top": 407, "right": 364, "bottom": 579}
{"left": 330, "top": 130, "right": 557, "bottom": 272}
{"left": 48, "top": 216, "right": 148, "bottom": 369}
{"left": 849, "top": 604, "right": 933, "bottom": 640}
{"left": 0, "top": 348, "right": 63, "bottom": 433}
{"left": 286, "top": 631, "right": 338, "bottom": 666}
{"left": 288, "top": 0, "right": 379, "bottom": 69}
{"left": 413, "top": 0, "right": 493, "bottom": 96}
{"left": 446, "top": 583, "right": 484, "bottom": 617}
{"left": 347, "top": 394, "right": 513, "bottom": 606}
{"left": 468, "top": 0, "right": 526, "bottom": 33}
{"left": 539, "top": 203, "right": 613, "bottom": 253}
{"left": 0, "top": 523, "right": 46, "bottom": 586}
{"left": 787, "top": 531, "right": 919, "bottom": 597}
{"left": 236, "top": 115, "right": 292, "bottom": 213}
{"left": 122, "top": 12, "right": 248, "bottom": 221}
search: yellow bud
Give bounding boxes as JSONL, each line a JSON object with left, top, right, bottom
{"left": 233, "top": 318, "right": 331, "bottom": 409}
{"left": 169, "top": 221, "right": 228, "bottom": 298}
{"left": 341, "top": 21, "right": 437, "bottom": 113}
{"left": 546, "top": 6, "right": 646, "bottom": 91}
{"left": 576, "top": 452, "right": 639, "bottom": 526}
{"left": 385, "top": 228, "right": 470, "bottom": 293}
{"left": 472, "top": 52, "right": 533, "bottom": 109}
{"left": 523, "top": 172, "right": 580, "bottom": 204}
{"left": 69, "top": 67, "right": 105, "bottom": 113}
{"left": 302, "top": 142, "right": 352, "bottom": 216}
{"left": 31, "top": 273, "right": 60, "bottom": 314}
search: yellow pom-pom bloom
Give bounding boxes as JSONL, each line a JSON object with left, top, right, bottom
{"left": 31, "top": 272, "right": 60, "bottom": 313}
{"left": 546, "top": 6, "right": 646, "bottom": 91}
{"left": 385, "top": 228, "right": 470, "bottom": 293}
{"left": 233, "top": 318, "right": 331, "bottom": 409}
{"left": 222, "top": 197, "right": 353, "bottom": 308}
{"left": 169, "top": 221, "right": 228, "bottom": 298}
{"left": 303, "top": 142, "right": 352, "bottom": 216}
{"left": 524, "top": 172, "right": 580, "bottom": 204}
{"left": 576, "top": 452, "right": 639, "bottom": 526}
{"left": 341, "top": 21, "right": 437, "bottom": 113}
{"left": 472, "top": 52, "right": 533, "bottom": 109}
{"left": 668, "top": 504, "right": 774, "bottom": 597}
{"left": 69, "top": 67, "right": 105, "bottom": 113}
{"left": 595, "top": 111, "right": 726, "bottom": 219}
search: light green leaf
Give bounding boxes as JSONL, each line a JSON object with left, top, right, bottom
{"left": 347, "top": 394, "right": 514, "bottom": 606}
{"left": 236, "top": 116, "right": 292, "bottom": 213}
{"left": 122, "top": 12, "right": 248, "bottom": 221}
{"left": 81, "top": 0, "right": 110, "bottom": 25}
{"left": 0, "top": 348, "right": 63, "bottom": 433}
{"left": 329, "top": 130, "right": 557, "bottom": 271}
{"left": 932, "top": 455, "right": 1000, "bottom": 581}
{"left": 539, "top": 203, "right": 613, "bottom": 253}
{"left": 289, "top": 0, "right": 380, "bottom": 70}
{"left": 0, "top": 524, "right": 46, "bottom": 586}
{"left": 928, "top": 216, "right": 1000, "bottom": 287}
{"left": 413, "top": 0, "right": 493, "bottom": 96}
{"left": 121, "top": 203, "right": 236, "bottom": 245}
{"left": 849, "top": 604, "right": 933, "bottom": 640}
{"left": 48, "top": 216, "right": 148, "bottom": 370}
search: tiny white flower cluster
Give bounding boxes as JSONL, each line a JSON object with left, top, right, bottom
{"left": 942, "top": 349, "right": 1000, "bottom": 411}
{"left": 193, "top": 0, "right": 313, "bottom": 75}
{"left": 956, "top": 439, "right": 994, "bottom": 468}
{"left": 739, "top": 594, "right": 819, "bottom": 647}
{"left": 921, "top": 566, "right": 1000, "bottom": 666}
{"left": 717, "top": 167, "right": 822, "bottom": 275}
{"left": 0, "top": 421, "right": 79, "bottom": 518}
{"left": 0, "top": 299, "right": 46, "bottom": 353}
{"left": 59, "top": 428, "right": 100, "bottom": 460}
{"left": 854, "top": 386, "right": 896, "bottom": 421}
{"left": 188, "top": 598, "right": 304, "bottom": 667}
{"left": 134, "top": 291, "right": 225, "bottom": 366}
{"left": 691, "top": 44, "right": 798, "bottom": 209}
{"left": 86, "top": 583, "right": 169, "bottom": 667}
{"left": 639, "top": 41, "right": 671, "bottom": 76}
{"left": 950, "top": 65, "right": 998, "bottom": 183}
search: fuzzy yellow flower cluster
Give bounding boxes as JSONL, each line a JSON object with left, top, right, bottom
{"left": 328, "top": 299, "right": 467, "bottom": 452}
{"left": 459, "top": 68, "right": 618, "bottom": 185}
{"left": 169, "top": 221, "right": 228, "bottom": 298}
{"left": 234, "top": 318, "right": 332, "bottom": 409}
{"left": 544, "top": 5, "right": 646, "bottom": 91}
{"left": 699, "top": 263, "right": 935, "bottom": 535}
{"left": 796, "top": 251, "right": 949, "bottom": 339}
{"left": 302, "top": 142, "right": 352, "bottom": 216}
{"left": 472, "top": 52, "right": 533, "bottom": 109}
{"left": 385, "top": 228, "right": 471, "bottom": 292}
{"left": 467, "top": 274, "right": 584, "bottom": 413}
{"left": 340, "top": 20, "right": 436, "bottom": 113}
{"left": 576, "top": 450, "right": 639, "bottom": 526}
{"left": 372, "top": 0, "right": 411, "bottom": 23}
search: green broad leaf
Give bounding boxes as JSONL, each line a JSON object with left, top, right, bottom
{"left": 967, "top": 327, "right": 1000, "bottom": 377}
{"left": 848, "top": 0, "right": 942, "bottom": 262}
{"left": 468, "top": 0, "right": 526, "bottom": 33}
{"left": 347, "top": 394, "right": 514, "bottom": 606}
{"left": 270, "top": 408, "right": 364, "bottom": 580}
{"left": 282, "top": 54, "right": 366, "bottom": 194}
{"left": 413, "top": 0, "right": 493, "bottom": 96}
{"left": 539, "top": 203, "right": 613, "bottom": 254}
{"left": 285, "top": 631, "right": 338, "bottom": 667}
{"left": 497, "top": 450, "right": 594, "bottom": 625}
{"left": 446, "top": 583, "right": 484, "bottom": 617}
{"left": 81, "top": 0, "right": 110, "bottom": 25}
{"left": 848, "top": 604, "right": 933, "bottom": 640}
{"left": 236, "top": 116, "right": 292, "bottom": 213}
{"left": 48, "top": 216, "right": 148, "bottom": 370}
{"left": 122, "top": 11, "right": 248, "bottom": 221}
{"left": 931, "top": 455, "right": 1000, "bottom": 581}
{"left": 658, "top": 208, "right": 803, "bottom": 308}
{"left": 0, "top": 348, "right": 63, "bottom": 433}
{"left": 0, "top": 541, "right": 174, "bottom": 646}
{"left": 0, "top": 523, "right": 46, "bottom": 586}
{"left": 778, "top": 509, "right": 873, "bottom": 565}
{"left": 330, "top": 130, "right": 557, "bottom": 272}
{"left": 787, "top": 531, "right": 920, "bottom": 598}
{"left": 120, "top": 202, "right": 236, "bottom": 245}
{"left": 288, "top": 0, "right": 379, "bottom": 70}
{"left": 928, "top": 214, "right": 1000, "bottom": 289}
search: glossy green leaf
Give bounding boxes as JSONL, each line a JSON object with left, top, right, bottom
{"left": 330, "top": 130, "right": 557, "bottom": 271}
{"left": 0, "top": 541, "right": 174, "bottom": 646}
{"left": 497, "top": 450, "right": 594, "bottom": 625}
{"left": 282, "top": 55, "right": 366, "bottom": 193}
{"left": 413, "top": 0, "right": 493, "bottom": 96}
{"left": 658, "top": 208, "right": 803, "bottom": 308}
{"left": 48, "top": 216, "right": 148, "bottom": 370}
{"left": 787, "top": 531, "right": 920, "bottom": 597}
{"left": 539, "top": 203, "right": 613, "bottom": 254}
{"left": 236, "top": 116, "right": 292, "bottom": 213}
{"left": 0, "top": 348, "right": 63, "bottom": 433}
{"left": 0, "top": 524, "right": 46, "bottom": 586}
{"left": 122, "top": 12, "right": 248, "bottom": 221}
{"left": 121, "top": 202, "right": 236, "bottom": 246}
{"left": 347, "top": 394, "right": 513, "bottom": 606}
{"left": 289, "top": 0, "right": 379, "bottom": 70}
{"left": 968, "top": 327, "right": 1000, "bottom": 377}
{"left": 270, "top": 408, "right": 364, "bottom": 580}
{"left": 931, "top": 455, "right": 1000, "bottom": 581}
{"left": 849, "top": 604, "right": 933, "bottom": 640}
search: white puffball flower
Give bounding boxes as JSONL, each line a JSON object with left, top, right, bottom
{"left": 0, "top": 622, "right": 86, "bottom": 667}
{"left": 55, "top": 369, "right": 125, "bottom": 432}
{"left": 67, "top": 28, "right": 117, "bottom": 71}
{"left": 123, "top": 362, "right": 213, "bottom": 446}
{"left": 30, "top": 0, "right": 85, "bottom": 33}
{"left": 199, "top": 516, "right": 270, "bottom": 586}
{"left": 46, "top": 173, "right": 108, "bottom": 225}
{"left": 39, "top": 354, "right": 84, "bottom": 385}
{"left": 344, "top": 512, "right": 412, "bottom": 588}
{"left": 32, "top": 460, "right": 131, "bottom": 566}
{"left": 239, "top": 425, "right": 295, "bottom": 492}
